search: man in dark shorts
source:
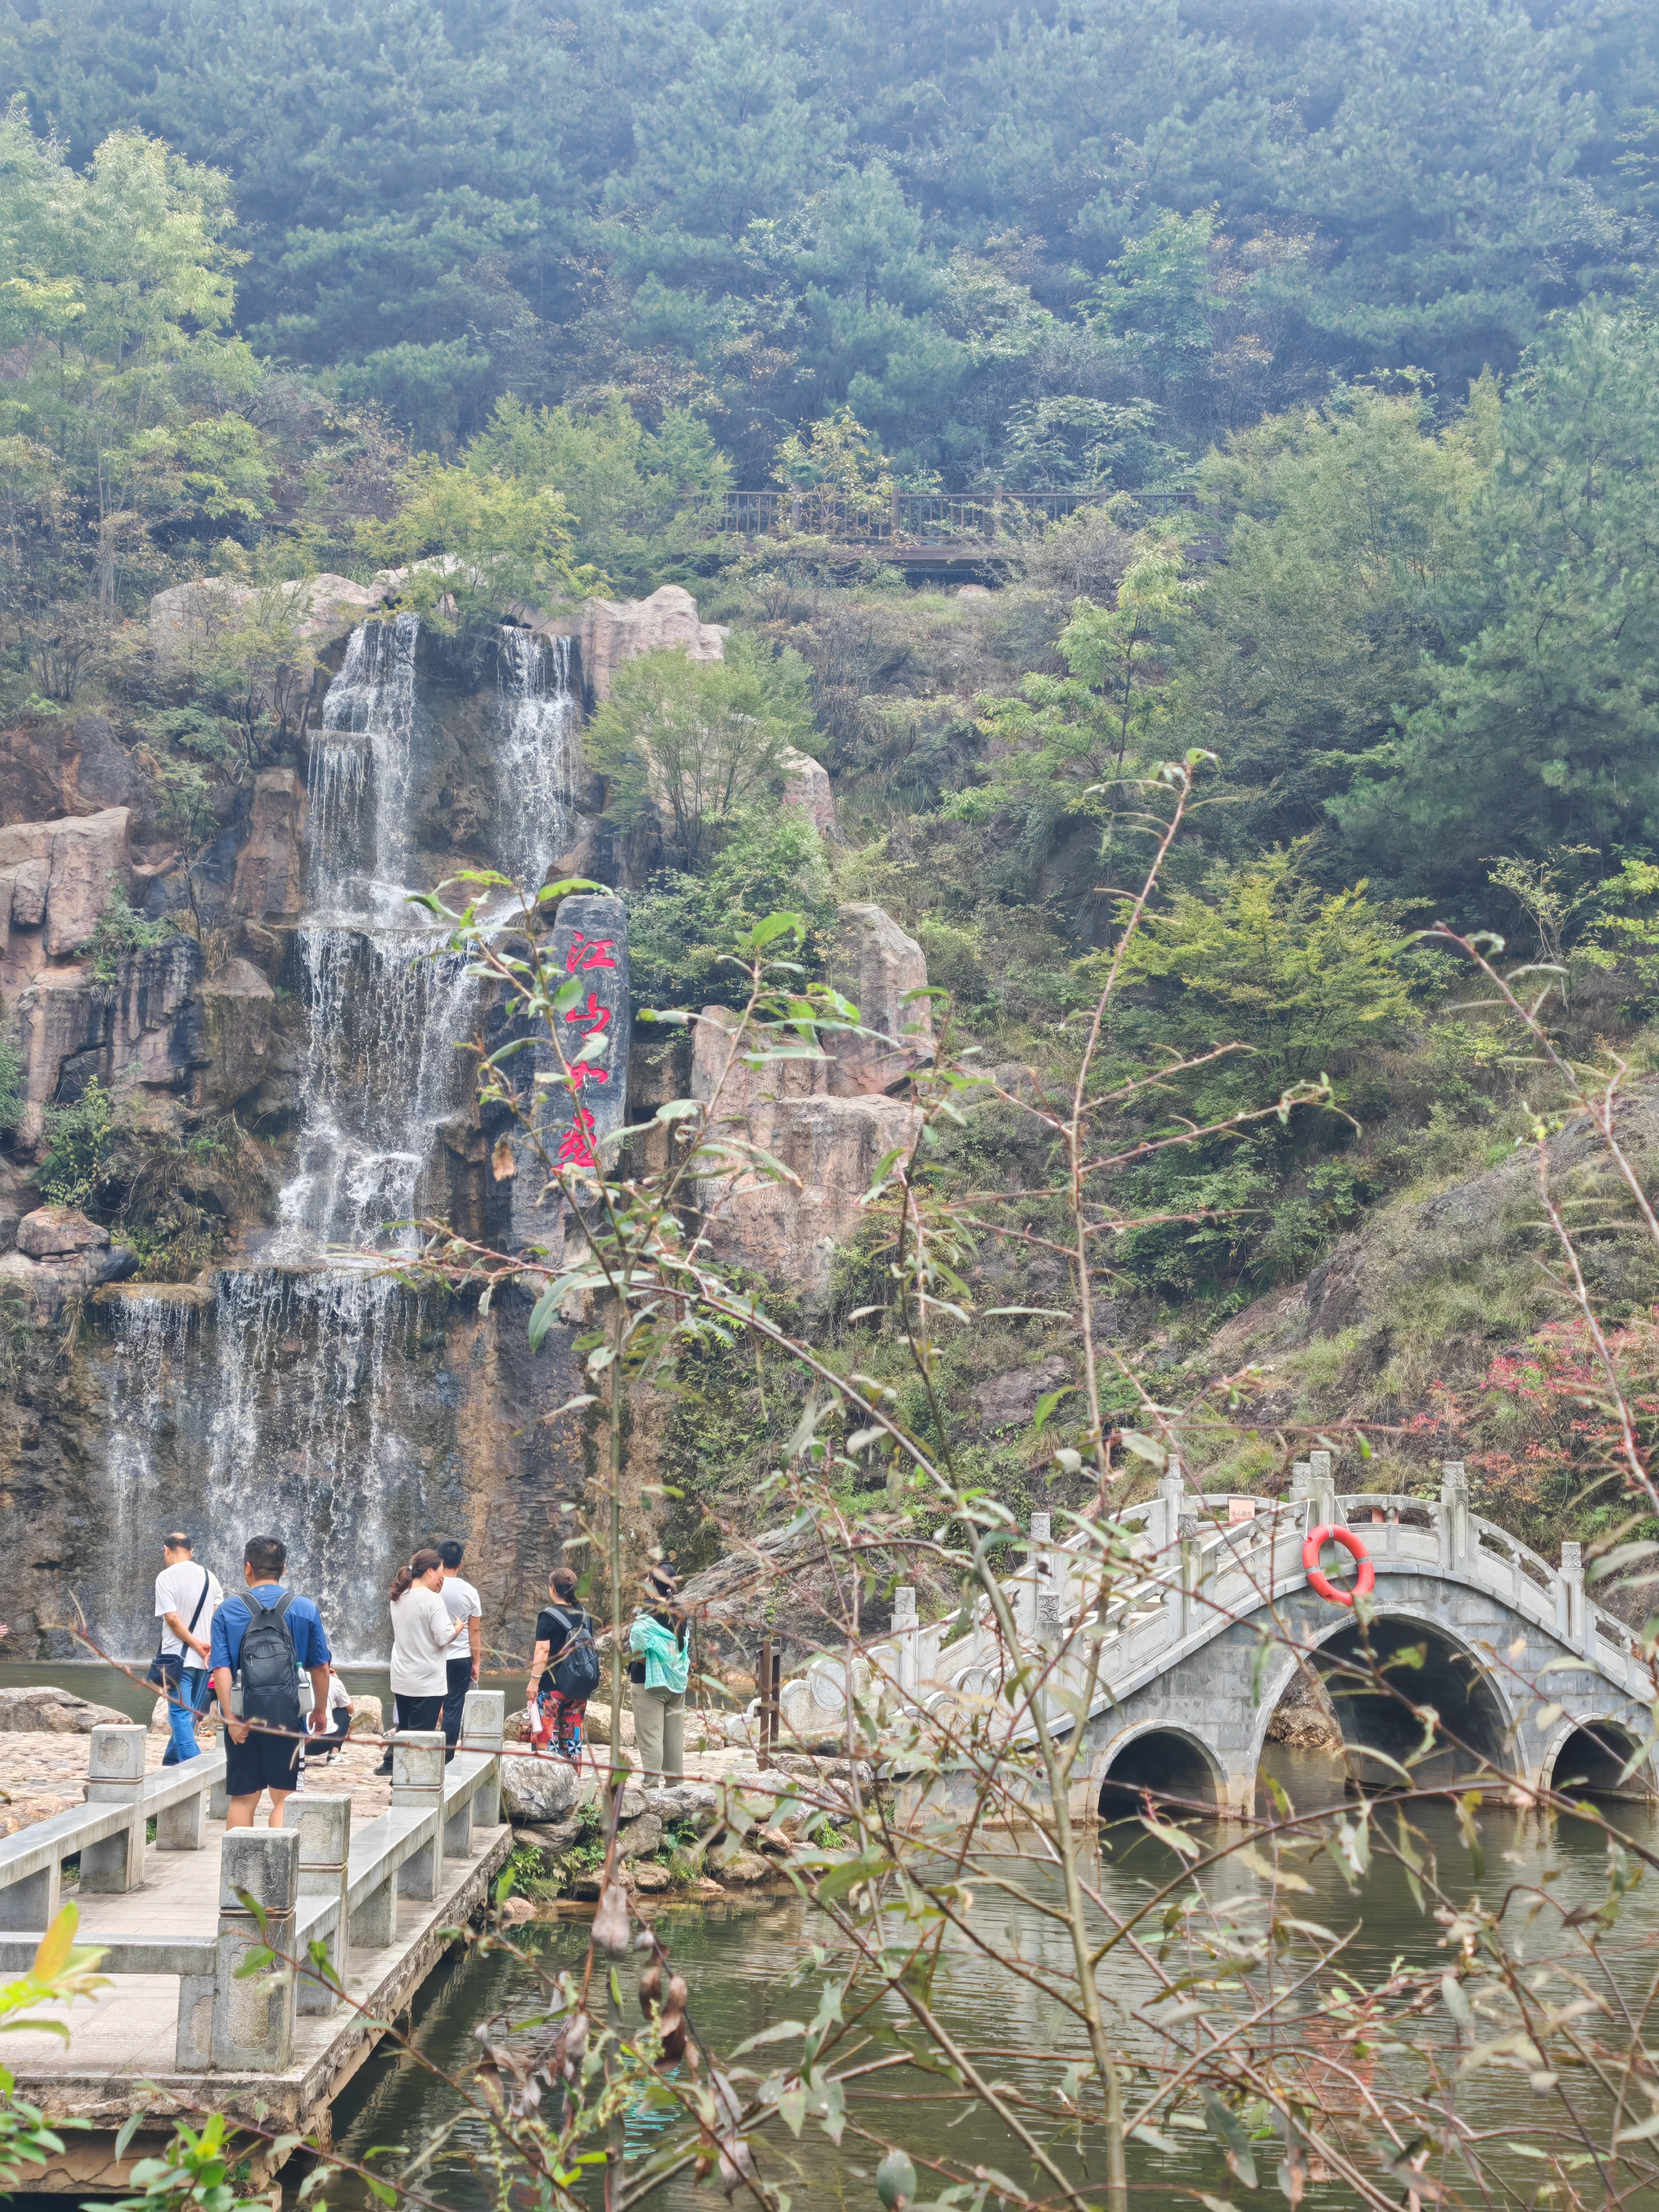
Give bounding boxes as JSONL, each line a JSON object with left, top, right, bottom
{"left": 209, "top": 1534, "right": 332, "bottom": 1829}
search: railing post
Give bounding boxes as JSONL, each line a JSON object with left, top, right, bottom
{"left": 893, "top": 1586, "right": 919, "bottom": 1697}
{"left": 1559, "top": 1541, "right": 1584, "bottom": 1647}
{"left": 210, "top": 1829, "right": 299, "bottom": 2072}
{"left": 464, "top": 1689, "right": 505, "bottom": 1829}
{"left": 81, "top": 1724, "right": 146, "bottom": 1894}
{"left": 890, "top": 483, "right": 902, "bottom": 539}
{"left": 1028, "top": 1512, "right": 1051, "bottom": 1640}
{"left": 393, "top": 1734, "right": 447, "bottom": 1901}
{"left": 1308, "top": 1449, "right": 1335, "bottom": 1525}
{"left": 1157, "top": 1461, "right": 1187, "bottom": 1637}
{"left": 294, "top": 1795, "right": 351, "bottom": 2017}
{"left": 1440, "top": 1460, "right": 1469, "bottom": 1572}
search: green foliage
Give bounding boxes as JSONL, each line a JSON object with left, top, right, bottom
{"left": 466, "top": 394, "right": 729, "bottom": 592}
{"left": 84, "top": 887, "right": 176, "bottom": 986}
{"left": 587, "top": 632, "right": 817, "bottom": 865}
{"left": 957, "top": 538, "right": 1194, "bottom": 886}
{"left": 1114, "top": 849, "right": 1420, "bottom": 1117}
{"left": 366, "top": 455, "right": 585, "bottom": 616}
{"left": 1178, "top": 384, "right": 1493, "bottom": 857}
{"left": 1334, "top": 311, "right": 1659, "bottom": 895}
{"left": 626, "top": 812, "right": 836, "bottom": 1013}
{"left": 0, "top": 1026, "right": 22, "bottom": 1132}
{"left": 38, "top": 1076, "right": 119, "bottom": 1207}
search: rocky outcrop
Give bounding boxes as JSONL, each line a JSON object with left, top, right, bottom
{"left": 825, "top": 904, "right": 934, "bottom": 1094}
{"left": 579, "top": 585, "right": 727, "bottom": 704}
{"left": 0, "top": 806, "right": 132, "bottom": 972}
{"left": 9, "top": 936, "right": 206, "bottom": 1144}
{"left": 2, "top": 1207, "right": 136, "bottom": 1314}
{"left": 230, "top": 769, "right": 306, "bottom": 921}
{"left": 149, "top": 572, "right": 390, "bottom": 668}
{"left": 690, "top": 906, "right": 929, "bottom": 1300}
{"left": 502, "top": 1755, "right": 581, "bottom": 1824}
{"left": 780, "top": 746, "right": 838, "bottom": 839}
{"left": 0, "top": 1683, "right": 129, "bottom": 1732}
{"left": 16, "top": 1204, "right": 110, "bottom": 1257}
{"left": 195, "top": 957, "right": 275, "bottom": 1113}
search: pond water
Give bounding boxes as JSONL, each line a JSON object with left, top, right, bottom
{"left": 322, "top": 1745, "right": 1659, "bottom": 2210}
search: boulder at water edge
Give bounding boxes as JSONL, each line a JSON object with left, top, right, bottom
{"left": 0, "top": 1684, "right": 129, "bottom": 1732}
{"left": 501, "top": 1754, "right": 581, "bottom": 1825}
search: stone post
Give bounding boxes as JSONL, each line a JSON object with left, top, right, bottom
{"left": 1028, "top": 1512, "right": 1051, "bottom": 1641}
{"left": 1308, "top": 1449, "right": 1335, "bottom": 1524}
{"left": 393, "top": 1733, "right": 446, "bottom": 1901}
{"left": 294, "top": 1795, "right": 351, "bottom": 2017}
{"left": 463, "top": 1689, "right": 505, "bottom": 1829}
{"left": 893, "top": 1587, "right": 919, "bottom": 1698}
{"left": 80, "top": 1724, "right": 146, "bottom": 1894}
{"left": 1439, "top": 1460, "right": 1469, "bottom": 1572}
{"left": 1559, "top": 1541, "right": 1585, "bottom": 1650}
{"left": 1289, "top": 1460, "right": 1312, "bottom": 1504}
{"left": 1156, "top": 1460, "right": 1188, "bottom": 1639}
{"left": 210, "top": 1829, "right": 299, "bottom": 2073}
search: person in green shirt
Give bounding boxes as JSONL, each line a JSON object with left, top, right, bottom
{"left": 629, "top": 1564, "right": 689, "bottom": 1779}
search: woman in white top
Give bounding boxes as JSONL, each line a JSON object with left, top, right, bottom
{"left": 374, "top": 1549, "right": 462, "bottom": 1775}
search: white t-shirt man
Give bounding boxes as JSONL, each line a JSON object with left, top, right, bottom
{"left": 154, "top": 1560, "right": 223, "bottom": 1661}
{"left": 441, "top": 1575, "right": 482, "bottom": 1633}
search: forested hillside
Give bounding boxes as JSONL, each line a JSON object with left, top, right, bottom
{"left": 5, "top": 0, "right": 1659, "bottom": 1565}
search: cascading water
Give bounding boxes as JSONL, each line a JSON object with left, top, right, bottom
{"left": 97, "top": 1293, "right": 202, "bottom": 1657}
{"left": 495, "top": 628, "right": 579, "bottom": 891}
{"left": 202, "top": 613, "right": 479, "bottom": 1653}
{"left": 76, "top": 611, "right": 612, "bottom": 1659}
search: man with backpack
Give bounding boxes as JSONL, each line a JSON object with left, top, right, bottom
{"left": 208, "top": 1534, "right": 332, "bottom": 1829}
{"left": 527, "top": 1567, "right": 599, "bottom": 1761}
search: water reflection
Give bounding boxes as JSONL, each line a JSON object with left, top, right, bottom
{"left": 327, "top": 1747, "right": 1659, "bottom": 2209}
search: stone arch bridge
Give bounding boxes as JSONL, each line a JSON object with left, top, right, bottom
{"left": 771, "top": 1459, "right": 1655, "bottom": 1821}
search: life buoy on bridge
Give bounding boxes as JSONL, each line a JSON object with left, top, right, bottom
{"left": 1302, "top": 1523, "right": 1375, "bottom": 1607}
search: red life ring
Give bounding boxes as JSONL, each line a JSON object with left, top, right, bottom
{"left": 1302, "top": 1523, "right": 1375, "bottom": 1607}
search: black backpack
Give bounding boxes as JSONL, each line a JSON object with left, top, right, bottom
{"left": 238, "top": 1591, "right": 302, "bottom": 1730}
{"left": 548, "top": 1607, "right": 602, "bottom": 1700}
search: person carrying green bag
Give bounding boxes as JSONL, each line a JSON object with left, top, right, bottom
{"left": 629, "top": 1564, "right": 689, "bottom": 1779}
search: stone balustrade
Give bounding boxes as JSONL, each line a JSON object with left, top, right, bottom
{"left": 0, "top": 1690, "right": 505, "bottom": 2072}
{"left": 752, "top": 1462, "right": 1645, "bottom": 1753}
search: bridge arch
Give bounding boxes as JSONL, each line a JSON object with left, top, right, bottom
{"left": 1095, "top": 1722, "right": 1226, "bottom": 1818}
{"left": 1249, "top": 1605, "right": 1519, "bottom": 1793}
{"left": 1541, "top": 1716, "right": 1655, "bottom": 1801}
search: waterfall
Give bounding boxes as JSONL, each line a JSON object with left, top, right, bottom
{"left": 275, "top": 613, "right": 474, "bottom": 1260}
{"left": 204, "top": 1271, "right": 427, "bottom": 1657}
{"left": 308, "top": 612, "right": 421, "bottom": 924}
{"left": 78, "top": 612, "right": 608, "bottom": 1659}
{"left": 495, "top": 627, "right": 579, "bottom": 893}
{"left": 96, "top": 1293, "right": 201, "bottom": 1658}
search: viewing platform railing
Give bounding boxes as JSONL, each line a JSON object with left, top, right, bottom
{"left": 680, "top": 487, "right": 1195, "bottom": 545}
{"left": 0, "top": 1690, "right": 505, "bottom": 2073}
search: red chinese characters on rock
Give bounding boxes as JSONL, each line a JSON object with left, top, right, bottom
{"left": 566, "top": 934, "right": 618, "bottom": 975}
{"left": 554, "top": 940, "right": 620, "bottom": 1170}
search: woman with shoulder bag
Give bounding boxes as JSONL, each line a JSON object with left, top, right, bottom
{"left": 527, "top": 1567, "right": 600, "bottom": 1760}
{"left": 629, "top": 1565, "right": 689, "bottom": 1780}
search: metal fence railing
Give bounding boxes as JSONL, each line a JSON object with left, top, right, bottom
{"left": 683, "top": 488, "right": 1194, "bottom": 546}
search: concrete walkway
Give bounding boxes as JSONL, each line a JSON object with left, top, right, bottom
{"left": 8, "top": 1799, "right": 510, "bottom": 2189}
